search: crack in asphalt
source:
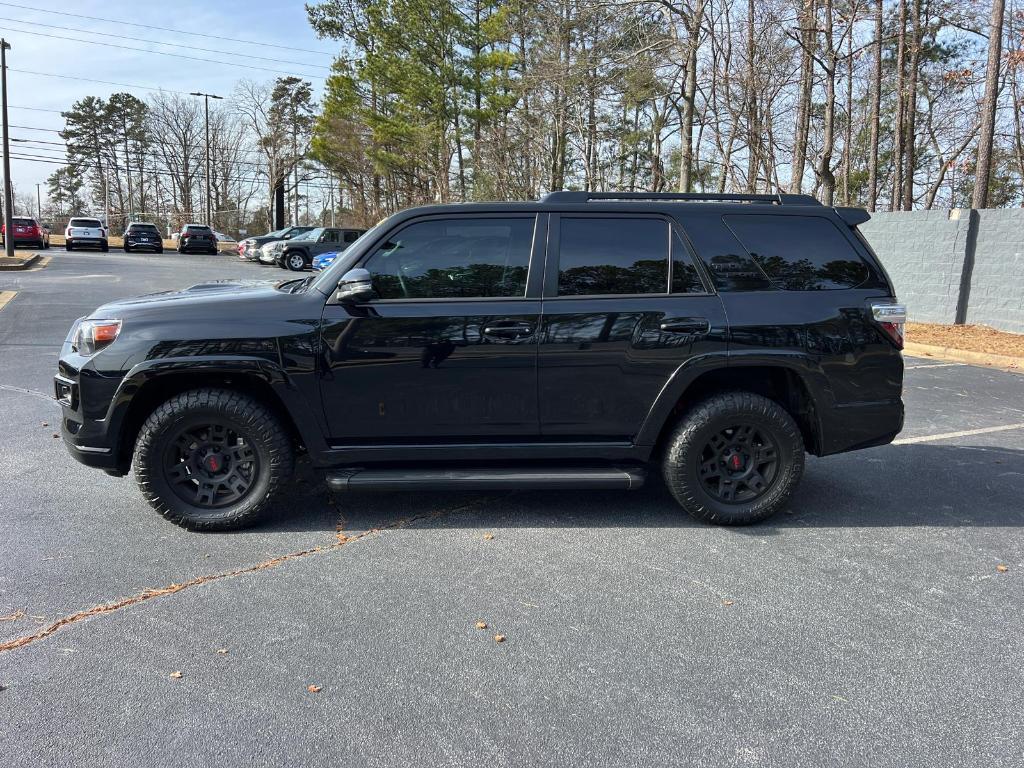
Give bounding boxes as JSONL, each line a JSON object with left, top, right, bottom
{"left": 0, "top": 496, "right": 499, "bottom": 656}
{"left": 0, "top": 383, "right": 58, "bottom": 404}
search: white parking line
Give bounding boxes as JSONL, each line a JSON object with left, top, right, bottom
{"left": 893, "top": 423, "right": 1024, "bottom": 445}
{"left": 904, "top": 362, "right": 966, "bottom": 370}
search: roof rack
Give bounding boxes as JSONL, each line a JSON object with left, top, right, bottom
{"left": 540, "top": 191, "right": 822, "bottom": 206}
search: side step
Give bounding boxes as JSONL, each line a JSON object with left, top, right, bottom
{"left": 325, "top": 466, "right": 646, "bottom": 492}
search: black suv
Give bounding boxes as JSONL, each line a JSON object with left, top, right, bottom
{"left": 276, "top": 227, "right": 366, "bottom": 271}
{"left": 177, "top": 224, "right": 218, "bottom": 255}
{"left": 56, "top": 192, "right": 905, "bottom": 531}
{"left": 122, "top": 222, "right": 164, "bottom": 253}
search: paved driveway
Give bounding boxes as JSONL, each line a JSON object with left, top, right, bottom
{"left": 1, "top": 251, "right": 1022, "bottom": 767}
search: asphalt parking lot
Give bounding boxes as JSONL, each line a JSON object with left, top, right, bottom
{"left": 1, "top": 250, "right": 1022, "bottom": 767}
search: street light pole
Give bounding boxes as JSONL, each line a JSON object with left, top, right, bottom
{"left": 1, "top": 39, "right": 14, "bottom": 259}
{"left": 189, "top": 91, "right": 222, "bottom": 227}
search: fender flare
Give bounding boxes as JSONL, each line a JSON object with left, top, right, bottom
{"left": 634, "top": 351, "right": 833, "bottom": 448}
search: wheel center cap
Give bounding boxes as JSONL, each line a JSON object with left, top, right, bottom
{"left": 730, "top": 454, "right": 743, "bottom": 470}
{"left": 204, "top": 453, "right": 223, "bottom": 473}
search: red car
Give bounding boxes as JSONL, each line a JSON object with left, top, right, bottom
{"left": 2, "top": 216, "right": 50, "bottom": 249}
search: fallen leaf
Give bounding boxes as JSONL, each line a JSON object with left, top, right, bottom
{"left": 996, "top": 564, "right": 1009, "bottom": 573}
{"left": 0, "top": 684, "right": 6, "bottom": 693}
{"left": 51, "top": 433, "right": 59, "bottom": 439}
{"left": 169, "top": 671, "right": 183, "bottom": 679}
{"left": 494, "top": 634, "right": 506, "bottom": 643}
{"left": 475, "top": 621, "right": 488, "bottom": 630}
{"left": 482, "top": 533, "right": 494, "bottom": 540}
{"left": 216, "top": 648, "right": 228, "bottom": 654}
{"left": 307, "top": 684, "right": 322, "bottom": 693}
{"left": 723, "top": 600, "right": 734, "bottom": 606}
{"left": 41, "top": 422, "right": 48, "bottom": 427}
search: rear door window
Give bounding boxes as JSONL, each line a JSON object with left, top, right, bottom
{"left": 724, "top": 214, "right": 869, "bottom": 290}
{"left": 556, "top": 217, "right": 668, "bottom": 296}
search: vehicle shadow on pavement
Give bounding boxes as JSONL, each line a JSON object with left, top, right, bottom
{"left": 254, "top": 443, "right": 1024, "bottom": 534}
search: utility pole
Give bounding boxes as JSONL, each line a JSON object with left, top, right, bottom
{"left": 36, "top": 182, "right": 40, "bottom": 218}
{"left": 190, "top": 91, "right": 222, "bottom": 227}
{"left": 1, "top": 39, "right": 14, "bottom": 259}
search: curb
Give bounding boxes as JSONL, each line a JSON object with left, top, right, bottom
{"left": 904, "top": 341, "right": 1024, "bottom": 373}
{"left": 0, "top": 254, "right": 40, "bottom": 271}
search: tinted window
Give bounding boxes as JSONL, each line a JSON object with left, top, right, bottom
{"left": 724, "top": 214, "right": 869, "bottom": 290}
{"left": 321, "top": 230, "right": 340, "bottom": 243}
{"left": 364, "top": 217, "right": 534, "bottom": 299}
{"left": 128, "top": 224, "right": 159, "bottom": 233}
{"left": 557, "top": 217, "right": 668, "bottom": 296}
{"left": 671, "top": 230, "right": 704, "bottom": 293}
{"left": 12, "top": 217, "right": 34, "bottom": 226}
{"left": 69, "top": 218, "right": 102, "bottom": 228}
{"left": 344, "top": 230, "right": 361, "bottom": 243}
{"left": 185, "top": 225, "right": 211, "bottom": 233}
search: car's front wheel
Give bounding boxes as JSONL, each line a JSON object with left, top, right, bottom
{"left": 662, "top": 392, "right": 804, "bottom": 526}
{"left": 134, "top": 389, "right": 295, "bottom": 530}
{"left": 285, "top": 252, "right": 306, "bottom": 271}
{"left": 65, "top": 242, "right": 73, "bottom": 251}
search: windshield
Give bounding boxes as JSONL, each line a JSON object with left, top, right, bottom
{"left": 294, "top": 227, "right": 323, "bottom": 242}
{"left": 310, "top": 220, "right": 391, "bottom": 294}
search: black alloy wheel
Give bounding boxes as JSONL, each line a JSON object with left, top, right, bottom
{"left": 662, "top": 391, "right": 804, "bottom": 525}
{"left": 134, "top": 388, "right": 294, "bottom": 530}
{"left": 162, "top": 421, "right": 259, "bottom": 509}
{"left": 697, "top": 424, "right": 779, "bottom": 504}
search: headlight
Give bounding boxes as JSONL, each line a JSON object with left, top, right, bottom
{"left": 271, "top": 241, "right": 285, "bottom": 253}
{"left": 73, "top": 319, "right": 122, "bottom": 356}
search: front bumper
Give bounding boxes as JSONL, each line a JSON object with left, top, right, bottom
{"left": 55, "top": 360, "right": 127, "bottom": 474}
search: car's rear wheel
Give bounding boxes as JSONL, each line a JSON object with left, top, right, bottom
{"left": 286, "top": 252, "right": 306, "bottom": 271}
{"left": 134, "top": 389, "right": 294, "bottom": 530}
{"left": 662, "top": 391, "right": 804, "bottom": 526}
{"left": 101, "top": 241, "right": 109, "bottom": 252}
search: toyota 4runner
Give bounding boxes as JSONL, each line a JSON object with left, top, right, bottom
{"left": 56, "top": 192, "right": 905, "bottom": 530}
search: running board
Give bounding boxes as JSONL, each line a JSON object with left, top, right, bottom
{"left": 325, "top": 466, "right": 646, "bottom": 492}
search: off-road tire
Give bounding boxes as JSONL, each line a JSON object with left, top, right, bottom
{"left": 134, "top": 388, "right": 294, "bottom": 531}
{"left": 662, "top": 391, "right": 804, "bottom": 526}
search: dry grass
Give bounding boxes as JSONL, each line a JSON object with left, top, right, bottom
{"left": 907, "top": 322, "right": 1024, "bottom": 358}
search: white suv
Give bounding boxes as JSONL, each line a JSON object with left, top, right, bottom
{"left": 65, "top": 218, "right": 108, "bottom": 252}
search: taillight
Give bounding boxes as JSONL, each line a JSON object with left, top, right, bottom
{"left": 871, "top": 302, "right": 906, "bottom": 349}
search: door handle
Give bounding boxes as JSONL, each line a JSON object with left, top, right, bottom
{"left": 660, "top": 318, "right": 710, "bottom": 334}
{"left": 483, "top": 321, "right": 534, "bottom": 339}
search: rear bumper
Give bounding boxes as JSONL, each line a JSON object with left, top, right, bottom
{"left": 67, "top": 237, "right": 107, "bottom": 248}
{"left": 818, "top": 398, "right": 904, "bottom": 456}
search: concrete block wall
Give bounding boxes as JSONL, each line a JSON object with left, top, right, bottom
{"left": 969, "top": 210, "right": 1024, "bottom": 334}
{"left": 858, "top": 209, "right": 971, "bottom": 325}
{"left": 858, "top": 208, "right": 1023, "bottom": 334}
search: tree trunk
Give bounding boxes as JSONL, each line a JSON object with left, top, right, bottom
{"left": 973, "top": 0, "right": 1006, "bottom": 209}
{"left": 901, "top": 0, "right": 922, "bottom": 210}
{"left": 867, "top": 0, "right": 882, "bottom": 211}
{"left": 891, "top": 0, "right": 907, "bottom": 209}
{"left": 790, "top": 0, "right": 816, "bottom": 193}
{"left": 678, "top": 0, "right": 704, "bottom": 192}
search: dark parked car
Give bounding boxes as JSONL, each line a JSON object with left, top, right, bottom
{"left": 56, "top": 192, "right": 905, "bottom": 531}
{"left": 276, "top": 227, "right": 366, "bottom": 271}
{"left": 177, "top": 224, "right": 218, "bottom": 255}
{"left": 122, "top": 222, "right": 164, "bottom": 253}
{"left": 2, "top": 216, "right": 49, "bottom": 249}
{"left": 238, "top": 226, "right": 314, "bottom": 261}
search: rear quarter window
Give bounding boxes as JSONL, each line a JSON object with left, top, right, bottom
{"left": 724, "top": 214, "right": 869, "bottom": 290}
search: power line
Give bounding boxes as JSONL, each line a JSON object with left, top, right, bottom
{"left": 0, "top": 16, "right": 335, "bottom": 72}
{"left": 9, "top": 123, "right": 301, "bottom": 164}
{"left": 9, "top": 68, "right": 196, "bottom": 95}
{"left": 0, "top": 1, "right": 338, "bottom": 56}
{"left": 9, "top": 150, "right": 340, "bottom": 193}
{"left": 0, "top": 25, "right": 327, "bottom": 80}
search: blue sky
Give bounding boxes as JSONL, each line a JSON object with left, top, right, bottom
{"left": 2, "top": 0, "right": 339, "bottom": 206}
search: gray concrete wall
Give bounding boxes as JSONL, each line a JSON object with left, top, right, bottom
{"left": 968, "top": 210, "right": 1024, "bottom": 334}
{"left": 858, "top": 208, "right": 1023, "bottom": 334}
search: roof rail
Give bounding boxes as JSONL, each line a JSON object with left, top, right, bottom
{"left": 540, "top": 191, "right": 822, "bottom": 206}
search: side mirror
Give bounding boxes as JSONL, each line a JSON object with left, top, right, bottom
{"left": 335, "top": 268, "right": 375, "bottom": 304}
